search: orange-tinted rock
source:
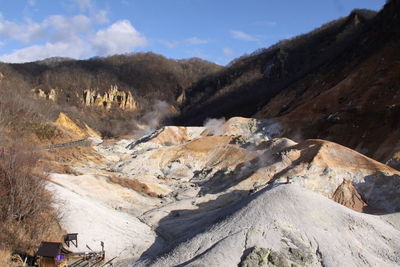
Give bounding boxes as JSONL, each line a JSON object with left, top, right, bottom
{"left": 332, "top": 179, "right": 367, "bottom": 212}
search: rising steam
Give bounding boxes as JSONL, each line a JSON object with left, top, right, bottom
{"left": 203, "top": 117, "right": 226, "bottom": 135}
{"left": 134, "top": 100, "right": 173, "bottom": 137}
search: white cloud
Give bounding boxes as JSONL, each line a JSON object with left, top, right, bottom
{"left": 185, "top": 37, "right": 208, "bottom": 45}
{"left": 72, "top": 0, "right": 108, "bottom": 24}
{"left": 0, "top": 39, "right": 90, "bottom": 63}
{"left": 0, "top": 18, "right": 46, "bottom": 43}
{"left": 0, "top": 15, "right": 148, "bottom": 63}
{"left": 0, "top": 14, "right": 93, "bottom": 44}
{"left": 46, "top": 15, "right": 92, "bottom": 42}
{"left": 230, "top": 30, "right": 257, "bottom": 41}
{"left": 223, "top": 47, "right": 235, "bottom": 57}
{"left": 159, "top": 40, "right": 179, "bottom": 49}
{"left": 75, "top": 0, "right": 92, "bottom": 11}
{"left": 94, "top": 10, "right": 109, "bottom": 24}
{"left": 92, "top": 20, "right": 147, "bottom": 56}
{"left": 27, "top": 0, "right": 36, "bottom": 6}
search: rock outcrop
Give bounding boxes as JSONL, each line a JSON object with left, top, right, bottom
{"left": 387, "top": 152, "right": 400, "bottom": 171}
{"left": 331, "top": 179, "right": 367, "bottom": 212}
{"left": 128, "top": 126, "right": 205, "bottom": 149}
{"left": 54, "top": 112, "right": 101, "bottom": 138}
{"left": 83, "top": 85, "right": 137, "bottom": 110}
{"left": 32, "top": 88, "right": 57, "bottom": 101}
{"left": 106, "top": 117, "right": 400, "bottom": 215}
{"left": 244, "top": 138, "right": 400, "bottom": 213}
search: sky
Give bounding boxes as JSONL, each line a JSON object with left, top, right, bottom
{"left": 0, "top": 0, "right": 386, "bottom": 65}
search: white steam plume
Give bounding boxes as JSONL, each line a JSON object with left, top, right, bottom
{"left": 203, "top": 117, "right": 226, "bottom": 136}
{"left": 134, "top": 100, "right": 173, "bottom": 137}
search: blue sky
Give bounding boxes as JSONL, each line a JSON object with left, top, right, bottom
{"left": 0, "top": 0, "right": 386, "bottom": 65}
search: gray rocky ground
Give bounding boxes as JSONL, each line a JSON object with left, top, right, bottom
{"left": 48, "top": 116, "right": 400, "bottom": 266}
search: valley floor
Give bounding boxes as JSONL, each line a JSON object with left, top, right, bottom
{"left": 45, "top": 117, "right": 400, "bottom": 266}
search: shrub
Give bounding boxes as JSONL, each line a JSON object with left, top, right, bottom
{"left": 28, "top": 121, "right": 60, "bottom": 140}
{"left": 0, "top": 143, "right": 62, "bottom": 254}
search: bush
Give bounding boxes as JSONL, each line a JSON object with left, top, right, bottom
{"left": 28, "top": 122, "right": 60, "bottom": 140}
{"left": 0, "top": 143, "right": 62, "bottom": 254}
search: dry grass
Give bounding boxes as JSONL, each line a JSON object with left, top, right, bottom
{"left": 0, "top": 142, "right": 64, "bottom": 255}
{"left": 0, "top": 250, "right": 15, "bottom": 267}
{"left": 108, "top": 176, "right": 158, "bottom": 197}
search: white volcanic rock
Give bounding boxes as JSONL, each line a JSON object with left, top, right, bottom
{"left": 116, "top": 135, "right": 259, "bottom": 195}
{"left": 109, "top": 125, "right": 400, "bottom": 214}
{"left": 244, "top": 139, "right": 400, "bottom": 212}
{"left": 50, "top": 173, "right": 160, "bottom": 215}
{"left": 127, "top": 126, "right": 205, "bottom": 149}
{"left": 47, "top": 181, "right": 157, "bottom": 266}
{"left": 202, "top": 117, "right": 282, "bottom": 144}
{"left": 142, "top": 185, "right": 400, "bottom": 267}
{"left": 45, "top": 116, "right": 400, "bottom": 266}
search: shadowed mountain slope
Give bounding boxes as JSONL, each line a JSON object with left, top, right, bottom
{"left": 176, "top": 0, "right": 400, "bottom": 163}
{"left": 3, "top": 53, "right": 221, "bottom": 108}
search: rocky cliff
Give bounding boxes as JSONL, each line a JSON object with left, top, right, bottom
{"left": 83, "top": 85, "right": 137, "bottom": 111}
{"left": 32, "top": 88, "right": 57, "bottom": 102}
{"left": 31, "top": 85, "right": 137, "bottom": 111}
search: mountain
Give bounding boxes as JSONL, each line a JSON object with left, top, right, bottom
{"left": 176, "top": 0, "right": 400, "bottom": 164}
{"left": 0, "top": 52, "right": 221, "bottom": 138}
{"left": 1, "top": 2, "right": 398, "bottom": 162}
{"left": 2, "top": 52, "right": 221, "bottom": 108}
{"left": 2, "top": 2, "right": 400, "bottom": 266}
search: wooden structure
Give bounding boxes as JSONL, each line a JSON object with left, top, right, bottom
{"left": 36, "top": 234, "right": 106, "bottom": 267}
{"left": 64, "top": 233, "right": 78, "bottom": 248}
{"left": 36, "top": 242, "right": 69, "bottom": 267}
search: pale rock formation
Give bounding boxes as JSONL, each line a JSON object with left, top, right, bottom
{"left": 202, "top": 116, "right": 282, "bottom": 143}
{"left": 83, "top": 85, "right": 137, "bottom": 110}
{"left": 116, "top": 118, "right": 400, "bottom": 213}
{"left": 127, "top": 126, "right": 205, "bottom": 149}
{"left": 245, "top": 139, "right": 400, "bottom": 212}
{"left": 48, "top": 88, "right": 57, "bottom": 101}
{"left": 47, "top": 178, "right": 157, "bottom": 264}
{"left": 32, "top": 88, "right": 57, "bottom": 101}
{"left": 176, "top": 89, "right": 186, "bottom": 105}
{"left": 0, "top": 72, "right": 4, "bottom": 81}
{"left": 142, "top": 185, "right": 400, "bottom": 267}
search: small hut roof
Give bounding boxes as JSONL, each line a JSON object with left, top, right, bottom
{"left": 36, "top": 242, "right": 62, "bottom": 258}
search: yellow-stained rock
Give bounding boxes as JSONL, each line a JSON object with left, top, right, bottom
{"left": 54, "top": 112, "right": 101, "bottom": 138}
{"left": 55, "top": 112, "right": 87, "bottom": 138}
{"left": 84, "top": 123, "right": 101, "bottom": 138}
